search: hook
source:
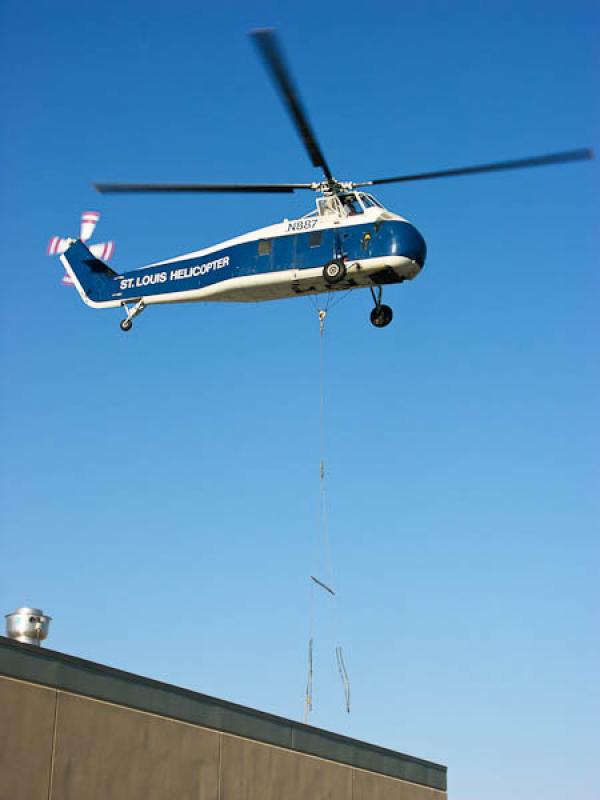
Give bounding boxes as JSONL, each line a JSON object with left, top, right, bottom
{"left": 318, "top": 308, "right": 327, "bottom": 333}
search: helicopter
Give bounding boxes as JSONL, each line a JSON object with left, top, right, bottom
{"left": 58, "top": 29, "right": 593, "bottom": 332}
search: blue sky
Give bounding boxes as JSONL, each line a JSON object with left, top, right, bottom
{"left": 1, "top": 1, "right": 598, "bottom": 797}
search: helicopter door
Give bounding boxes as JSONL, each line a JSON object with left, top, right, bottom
{"left": 275, "top": 233, "right": 295, "bottom": 274}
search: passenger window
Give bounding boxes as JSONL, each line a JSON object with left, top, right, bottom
{"left": 258, "top": 239, "right": 272, "bottom": 256}
{"left": 309, "top": 231, "right": 322, "bottom": 248}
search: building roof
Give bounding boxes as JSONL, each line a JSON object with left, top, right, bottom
{"left": 0, "top": 636, "right": 446, "bottom": 791}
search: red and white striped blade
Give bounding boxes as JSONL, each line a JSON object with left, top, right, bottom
{"left": 47, "top": 236, "right": 70, "bottom": 256}
{"left": 80, "top": 210, "right": 100, "bottom": 242}
{"left": 61, "top": 271, "right": 74, "bottom": 286}
{"left": 89, "top": 241, "right": 115, "bottom": 261}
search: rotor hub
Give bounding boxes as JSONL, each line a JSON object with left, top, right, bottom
{"left": 315, "top": 179, "right": 354, "bottom": 197}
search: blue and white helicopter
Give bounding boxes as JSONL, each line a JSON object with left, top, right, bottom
{"left": 59, "top": 30, "right": 593, "bottom": 332}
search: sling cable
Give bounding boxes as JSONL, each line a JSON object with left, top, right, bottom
{"left": 304, "top": 299, "right": 351, "bottom": 723}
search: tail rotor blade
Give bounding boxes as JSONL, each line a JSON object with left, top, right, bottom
{"left": 80, "top": 210, "right": 100, "bottom": 242}
{"left": 47, "top": 236, "right": 70, "bottom": 256}
{"left": 89, "top": 241, "right": 115, "bottom": 261}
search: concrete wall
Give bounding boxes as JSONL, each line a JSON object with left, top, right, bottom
{"left": 0, "top": 675, "right": 446, "bottom": 800}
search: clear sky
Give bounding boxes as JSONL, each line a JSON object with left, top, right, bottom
{"left": 1, "top": 1, "right": 598, "bottom": 797}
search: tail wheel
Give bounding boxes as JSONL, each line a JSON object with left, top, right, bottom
{"left": 120, "top": 319, "right": 133, "bottom": 332}
{"left": 323, "top": 259, "right": 347, "bottom": 285}
{"left": 370, "top": 304, "right": 393, "bottom": 328}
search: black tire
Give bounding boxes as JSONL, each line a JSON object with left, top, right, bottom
{"left": 323, "top": 259, "right": 347, "bottom": 285}
{"left": 370, "top": 304, "right": 393, "bottom": 328}
{"left": 120, "top": 319, "right": 133, "bottom": 332}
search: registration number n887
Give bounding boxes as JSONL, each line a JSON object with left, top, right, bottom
{"left": 287, "top": 219, "right": 318, "bottom": 232}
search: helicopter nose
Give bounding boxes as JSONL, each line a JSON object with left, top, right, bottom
{"left": 397, "top": 221, "right": 427, "bottom": 267}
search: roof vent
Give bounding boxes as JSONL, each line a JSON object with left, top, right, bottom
{"left": 5, "top": 607, "right": 52, "bottom": 646}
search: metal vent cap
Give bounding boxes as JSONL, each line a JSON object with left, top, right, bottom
{"left": 5, "top": 607, "right": 52, "bottom": 646}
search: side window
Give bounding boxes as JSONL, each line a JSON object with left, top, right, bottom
{"left": 309, "top": 231, "right": 322, "bottom": 248}
{"left": 258, "top": 239, "right": 272, "bottom": 256}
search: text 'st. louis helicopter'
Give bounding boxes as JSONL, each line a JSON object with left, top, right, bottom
{"left": 57, "top": 29, "right": 594, "bottom": 332}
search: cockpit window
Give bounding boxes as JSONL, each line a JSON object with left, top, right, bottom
{"left": 317, "top": 196, "right": 342, "bottom": 217}
{"left": 316, "top": 193, "right": 382, "bottom": 217}
{"left": 368, "top": 194, "right": 383, "bottom": 208}
{"left": 340, "top": 193, "right": 363, "bottom": 216}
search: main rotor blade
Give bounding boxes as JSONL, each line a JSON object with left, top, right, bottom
{"left": 356, "top": 148, "right": 594, "bottom": 187}
{"left": 251, "top": 28, "right": 333, "bottom": 182}
{"left": 94, "top": 182, "right": 314, "bottom": 194}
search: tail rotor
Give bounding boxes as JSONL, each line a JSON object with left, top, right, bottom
{"left": 47, "top": 211, "right": 115, "bottom": 286}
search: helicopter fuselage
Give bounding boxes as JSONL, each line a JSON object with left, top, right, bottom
{"left": 61, "top": 204, "right": 427, "bottom": 312}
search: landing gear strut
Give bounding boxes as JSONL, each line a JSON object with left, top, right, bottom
{"left": 369, "top": 286, "right": 393, "bottom": 328}
{"left": 120, "top": 299, "right": 145, "bottom": 332}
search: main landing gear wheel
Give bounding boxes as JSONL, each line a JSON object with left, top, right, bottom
{"left": 120, "top": 319, "right": 133, "bottom": 332}
{"left": 369, "top": 285, "right": 393, "bottom": 328}
{"left": 323, "top": 259, "right": 346, "bottom": 285}
{"left": 370, "top": 304, "right": 393, "bottom": 328}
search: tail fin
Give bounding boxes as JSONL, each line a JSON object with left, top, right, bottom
{"left": 60, "top": 240, "right": 118, "bottom": 307}
{"left": 48, "top": 211, "right": 115, "bottom": 289}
